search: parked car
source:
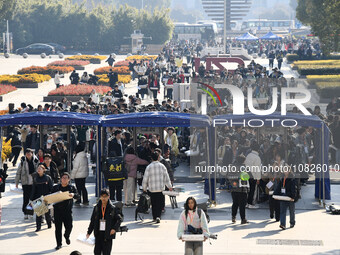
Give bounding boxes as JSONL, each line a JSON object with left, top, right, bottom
{"left": 15, "top": 43, "right": 55, "bottom": 55}
{"left": 46, "top": 43, "right": 66, "bottom": 53}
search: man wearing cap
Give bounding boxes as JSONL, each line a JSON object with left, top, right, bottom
{"left": 112, "top": 85, "right": 123, "bottom": 99}
{"left": 15, "top": 148, "right": 40, "bottom": 219}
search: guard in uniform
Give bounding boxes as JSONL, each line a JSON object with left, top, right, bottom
{"left": 52, "top": 172, "right": 79, "bottom": 250}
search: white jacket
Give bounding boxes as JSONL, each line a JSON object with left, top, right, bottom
{"left": 71, "top": 151, "right": 89, "bottom": 179}
{"left": 244, "top": 151, "right": 262, "bottom": 180}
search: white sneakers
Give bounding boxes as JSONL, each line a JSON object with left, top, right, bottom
{"left": 247, "top": 204, "right": 259, "bottom": 209}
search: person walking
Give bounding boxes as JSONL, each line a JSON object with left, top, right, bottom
{"left": 54, "top": 71, "right": 64, "bottom": 88}
{"left": 5, "top": 126, "right": 22, "bottom": 167}
{"left": 142, "top": 151, "right": 173, "bottom": 223}
{"left": 177, "top": 197, "right": 210, "bottom": 255}
{"left": 52, "top": 172, "right": 79, "bottom": 250}
{"left": 86, "top": 189, "right": 123, "bottom": 255}
{"left": 105, "top": 54, "right": 115, "bottom": 67}
{"left": 268, "top": 51, "right": 275, "bottom": 68}
{"left": 276, "top": 51, "right": 284, "bottom": 70}
{"left": 71, "top": 144, "right": 89, "bottom": 205}
{"left": 245, "top": 141, "right": 262, "bottom": 209}
{"left": 15, "top": 148, "right": 40, "bottom": 219}
{"left": 30, "top": 164, "right": 53, "bottom": 232}
{"left": 274, "top": 167, "right": 296, "bottom": 230}
{"left": 124, "top": 147, "right": 148, "bottom": 206}
{"left": 228, "top": 154, "right": 249, "bottom": 224}
{"left": 25, "top": 125, "right": 40, "bottom": 153}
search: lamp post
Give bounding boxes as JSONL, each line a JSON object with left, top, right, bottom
{"left": 223, "top": 0, "right": 227, "bottom": 53}
{"left": 5, "top": 20, "right": 10, "bottom": 53}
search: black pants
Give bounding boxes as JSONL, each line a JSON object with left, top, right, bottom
{"left": 9, "top": 146, "right": 22, "bottom": 166}
{"left": 166, "top": 88, "right": 173, "bottom": 99}
{"left": 231, "top": 192, "right": 247, "bottom": 220}
{"left": 22, "top": 185, "right": 32, "bottom": 214}
{"left": 247, "top": 179, "right": 257, "bottom": 205}
{"left": 54, "top": 210, "right": 73, "bottom": 246}
{"left": 75, "top": 178, "right": 89, "bottom": 203}
{"left": 151, "top": 89, "right": 158, "bottom": 99}
{"left": 278, "top": 61, "right": 282, "bottom": 70}
{"left": 269, "top": 196, "right": 280, "bottom": 221}
{"left": 269, "top": 59, "right": 274, "bottom": 68}
{"left": 94, "top": 232, "right": 113, "bottom": 255}
{"left": 150, "top": 192, "right": 163, "bottom": 220}
{"left": 108, "top": 181, "right": 123, "bottom": 201}
{"left": 36, "top": 210, "right": 51, "bottom": 229}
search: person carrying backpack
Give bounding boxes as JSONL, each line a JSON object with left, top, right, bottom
{"left": 177, "top": 197, "right": 210, "bottom": 255}
{"left": 274, "top": 165, "right": 296, "bottom": 230}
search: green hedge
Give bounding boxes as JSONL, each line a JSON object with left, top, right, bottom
{"left": 298, "top": 65, "right": 340, "bottom": 75}
{"left": 316, "top": 82, "right": 340, "bottom": 98}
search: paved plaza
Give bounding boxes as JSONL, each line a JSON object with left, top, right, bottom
{"left": 1, "top": 181, "right": 340, "bottom": 255}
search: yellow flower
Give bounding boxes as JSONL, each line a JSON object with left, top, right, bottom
{"left": 1, "top": 138, "right": 12, "bottom": 162}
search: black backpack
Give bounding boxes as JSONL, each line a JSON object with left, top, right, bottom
{"left": 135, "top": 192, "right": 151, "bottom": 221}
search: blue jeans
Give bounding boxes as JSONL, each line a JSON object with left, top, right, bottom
{"left": 280, "top": 201, "right": 295, "bottom": 227}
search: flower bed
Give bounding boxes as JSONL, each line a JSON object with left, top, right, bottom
{"left": 2, "top": 138, "right": 11, "bottom": 162}
{"left": 0, "top": 74, "right": 51, "bottom": 86}
{"left": 48, "top": 84, "right": 111, "bottom": 96}
{"left": 66, "top": 55, "right": 106, "bottom": 64}
{"left": 18, "top": 66, "right": 74, "bottom": 76}
{"left": 126, "top": 55, "right": 157, "bottom": 61}
{"left": 48, "top": 60, "right": 90, "bottom": 67}
{"left": 114, "top": 60, "right": 130, "bottom": 67}
{"left": 94, "top": 66, "right": 130, "bottom": 75}
{"left": 97, "top": 74, "right": 132, "bottom": 85}
{"left": 0, "top": 85, "right": 17, "bottom": 95}
{"left": 307, "top": 75, "right": 340, "bottom": 85}
{"left": 297, "top": 65, "right": 340, "bottom": 75}
{"left": 316, "top": 82, "right": 340, "bottom": 99}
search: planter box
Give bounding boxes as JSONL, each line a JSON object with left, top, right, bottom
{"left": 43, "top": 95, "right": 90, "bottom": 102}
{"left": 73, "top": 66, "right": 85, "bottom": 70}
{"left": 90, "top": 59, "right": 101, "bottom": 64}
{"left": 12, "top": 83, "right": 39, "bottom": 88}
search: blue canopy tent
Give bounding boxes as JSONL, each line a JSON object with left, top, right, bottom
{"left": 0, "top": 111, "right": 103, "bottom": 195}
{"left": 236, "top": 32, "right": 259, "bottom": 41}
{"left": 101, "top": 112, "right": 216, "bottom": 201}
{"left": 213, "top": 112, "right": 331, "bottom": 206}
{"left": 260, "top": 31, "right": 282, "bottom": 41}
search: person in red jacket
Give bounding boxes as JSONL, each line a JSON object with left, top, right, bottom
{"left": 149, "top": 74, "right": 160, "bottom": 99}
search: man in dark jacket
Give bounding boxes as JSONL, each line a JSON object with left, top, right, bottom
{"left": 112, "top": 85, "right": 123, "bottom": 99}
{"left": 25, "top": 125, "right": 40, "bottom": 153}
{"left": 70, "top": 70, "right": 80, "bottom": 85}
{"left": 108, "top": 70, "right": 118, "bottom": 89}
{"left": 52, "top": 172, "right": 79, "bottom": 250}
{"left": 228, "top": 155, "right": 249, "bottom": 224}
{"left": 6, "top": 127, "right": 22, "bottom": 167}
{"left": 43, "top": 153, "right": 59, "bottom": 183}
{"left": 108, "top": 130, "right": 125, "bottom": 157}
{"left": 86, "top": 189, "right": 122, "bottom": 255}
{"left": 274, "top": 168, "right": 296, "bottom": 230}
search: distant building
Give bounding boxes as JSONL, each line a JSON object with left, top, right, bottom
{"left": 201, "top": 0, "right": 252, "bottom": 30}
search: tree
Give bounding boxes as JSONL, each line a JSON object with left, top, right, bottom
{"left": 0, "top": 0, "right": 15, "bottom": 21}
{"left": 296, "top": 0, "right": 340, "bottom": 55}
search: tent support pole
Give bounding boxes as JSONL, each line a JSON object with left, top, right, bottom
{"left": 214, "top": 126, "right": 217, "bottom": 206}
{"left": 39, "top": 125, "right": 43, "bottom": 149}
{"left": 95, "top": 126, "right": 102, "bottom": 197}
{"left": 206, "top": 127, "right": 212, "bottom": 205}
{"left": 322, "top": 124, "right": 325, "bottom": 208}
{"left": 67, "top": 126, "right": 71, "bottom": 173}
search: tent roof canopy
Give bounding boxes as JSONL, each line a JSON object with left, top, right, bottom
{"left": 0, "top": 111, "right": 102, "bottom": 126}
{"left": 101, "top": 112, "right": 211, "bottom": 127}
{"left": 236, "top": 32, "right": 259, "bottom": 41}
{"left": 260, "top": 31, "right": 282, "bottom": 40}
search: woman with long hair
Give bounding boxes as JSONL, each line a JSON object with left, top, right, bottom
{"left": 177, "top": 197, "right": 210, "bottom": 255}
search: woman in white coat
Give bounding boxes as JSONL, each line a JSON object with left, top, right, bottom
{"left": 71, "top": 144, "right": 89, "bottom": 205}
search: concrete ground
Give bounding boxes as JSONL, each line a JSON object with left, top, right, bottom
{"left": 1, "top": 181, "right": 340, "bottom": 255}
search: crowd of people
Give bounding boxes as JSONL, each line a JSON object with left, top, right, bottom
{"left": 1, "top": 37, "right": 339, "bottom": 255}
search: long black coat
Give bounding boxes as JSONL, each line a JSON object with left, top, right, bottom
{"left": 87, "top": 200, "right": 122, "bottom": 240}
